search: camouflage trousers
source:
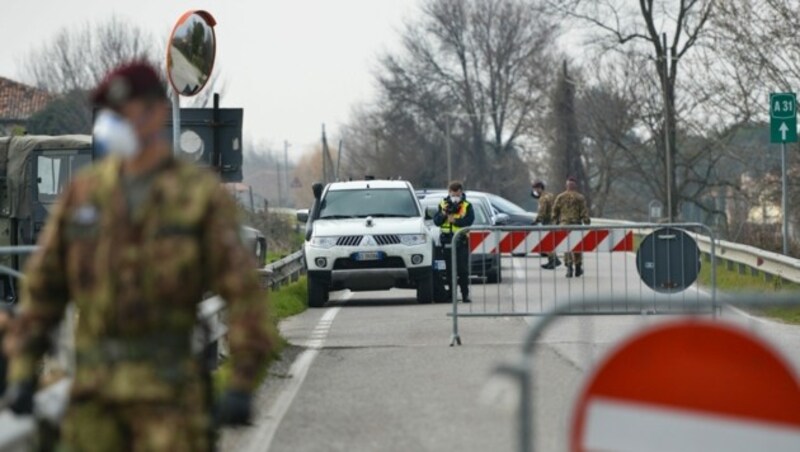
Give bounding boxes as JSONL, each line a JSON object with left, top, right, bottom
{"left": 564, "top": 252, "right": 583, "bottom": 266}
{"left": 59, "top": 397, "right": 212, "bottom": 452}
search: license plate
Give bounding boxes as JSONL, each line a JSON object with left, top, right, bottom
{"left": 354, "top": 251, "right": 383, "bottom": 261}
{"left": 433, "top": 260, "right": 447, "bottom": 270}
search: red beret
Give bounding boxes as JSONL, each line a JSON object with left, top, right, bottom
{"left": 91, "top": 61, "right": 166, "bottom": 109}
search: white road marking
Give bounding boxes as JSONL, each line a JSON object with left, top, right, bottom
{"left": 246, "top": 297, "right": 347, "bottom": 452}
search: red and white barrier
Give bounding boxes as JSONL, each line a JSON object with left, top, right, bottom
{"left": 468, "top": 229, "right": 634, "bottom": 254}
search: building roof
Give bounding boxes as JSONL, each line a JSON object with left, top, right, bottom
{"left": 0, "top": 77, "right": 52, "bottom": 122}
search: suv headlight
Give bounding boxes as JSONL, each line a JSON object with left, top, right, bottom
{"left": 311, "top": 236, "right": 337, "bottom": 248}
{"left": 399, "top": 234, "right": 427, "bottom": 246}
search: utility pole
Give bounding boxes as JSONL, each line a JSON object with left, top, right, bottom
{"left": 336, "top": 140, "right": 343, "bottom": 181}
{"left": 445, "top": 119, "right": 452, "bottom": 185}
{"left": 283, "top": 140, "right": 291, "bottom": 207}
{"left": 662, "top": 32, "right": 674, "bottom": 223}
{"left": 276, "top": 157, "right": 284, "bottom": 208}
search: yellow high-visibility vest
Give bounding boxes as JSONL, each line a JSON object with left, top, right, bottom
{"left": 440, "top": 199, "right": 471, "bottom": 234}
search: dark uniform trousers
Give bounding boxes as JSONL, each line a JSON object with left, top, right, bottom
{"left": 443, "top": 235, "right": 470, "bottom": 299}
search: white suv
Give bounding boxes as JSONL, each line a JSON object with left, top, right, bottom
{"left": 298, "top": 180, "right": 434, "bottom": 307}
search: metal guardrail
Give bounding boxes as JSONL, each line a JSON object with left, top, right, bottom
{"left": 259, "top": 250, "right": 306, "bottom": 290}
{"left": 595, "top": 218, "right": 800, "bottom": 284}
{"left": 0, "top": 247, "right": 305, "bottom": 452}
{"left": 199, "top": 250, "right": 306, "bottom": 342}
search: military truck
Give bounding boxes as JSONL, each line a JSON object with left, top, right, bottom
{"left": 0, "top": 135, "right": 93, "bottom": 300}
{"left": 0, "top": 135, "right": 266, "bottom": 301}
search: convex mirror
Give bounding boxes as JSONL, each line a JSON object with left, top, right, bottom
{"left": 167, "top": 10, "right": 217, "bottom": 96}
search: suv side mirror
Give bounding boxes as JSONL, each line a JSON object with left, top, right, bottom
{"left": 297, "top": 209, "right": 309, "bottom": 223}
{"left": 493, "top": 213, "right": 510, "bottom": 225}
{"left": 425, "top": 206, "right": 438, "bottom": 220}
{"left": 312, "top": 182, "right": 324, "bottom": 200}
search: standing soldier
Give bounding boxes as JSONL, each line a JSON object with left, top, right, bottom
{"left": 552, "top": 176, "right": 591, "bottom": 278}
{"left": 434, "top": 181, "right": 475, "bottom": 303}
{"left": 531, "top": 180, "right": 561, "bottom": 270}
{"left": 3, "top": 62, "right": 276, "bottom": 451}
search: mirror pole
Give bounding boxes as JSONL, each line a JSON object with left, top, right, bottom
{"left": 171, "top": 89, "right": 181, "bottom": 155}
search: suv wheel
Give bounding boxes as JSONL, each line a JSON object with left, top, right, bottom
{"left": 416, "top": 270, "right": 433, "bottom": 304}
{"left": 307, "top": 277, "right": 329, "bottom": 308}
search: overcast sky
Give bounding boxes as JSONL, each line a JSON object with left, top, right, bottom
{"left": 0, "top": 0, "right": 418, "bottom": 159}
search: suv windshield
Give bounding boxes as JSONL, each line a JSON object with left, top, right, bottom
{"left": 319, "top": 188, "right": 419, "bottom": 219}
{"left": 36, "top": 151, "right": 92, "bottom": 203}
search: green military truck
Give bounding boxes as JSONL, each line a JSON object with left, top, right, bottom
{"left": 0, "top": 135, "right": 92, "bottom": 301}
{"left": 0, "top": 135, "right": 267, "bottom": 302}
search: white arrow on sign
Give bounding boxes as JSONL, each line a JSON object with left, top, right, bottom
{"left": 780, "top": 122, "right": 790, "bottom": 140}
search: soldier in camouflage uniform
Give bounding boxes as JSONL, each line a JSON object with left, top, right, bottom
{"left": 552, "top": 176, "right": 591, "bottom": 278}
{"left": 3, "top": 63, "right": 277, "bottom": 451}
{"left": 531, "top": 180, "right": 561, "bottom": 270}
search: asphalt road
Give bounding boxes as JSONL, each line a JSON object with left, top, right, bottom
{"left": 220, "top": 252, "right": 800, "bottom": 452}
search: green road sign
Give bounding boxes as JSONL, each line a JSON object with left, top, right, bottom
{"left": 771, "top": 92, "right": 797, "bottom": 143}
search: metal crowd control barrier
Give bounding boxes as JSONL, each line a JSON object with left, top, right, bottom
{"left": 497, "top": 295, "right": 800, "bottom": 452}
{"left": 448, "top": 223, "right": 717, "bottom": 345}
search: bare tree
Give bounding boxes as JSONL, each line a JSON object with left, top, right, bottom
{"left": 22, "top": 16, "right": 157, "bottom": 93}
{"left": 548, "top": 0, "right": 715, "bottom": 219}
{"left": 711, "top": 0, "right": 800, "bottom": 92}
{"left": 545, "top": 61, "right": 590, "bottom": 206}
{"left": 360, "top": 0, "right": 557, "bottom": 193}
{"left": 20, "top": 16, "right": 225, "bottom": 134}
{"left": 577, "top": 63, "right": 641, "bottom": 216}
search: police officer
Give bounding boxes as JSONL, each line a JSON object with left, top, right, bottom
{"left": 433, "top": 181, "right": 475, "bottom": 303}
{"left": 552, "top": 176, "right": 591, "bottom": 278}
{"left": 532, "top": 180, "right": 561, "bottom": 270}
{"left": 3, "top": 62, "right": 276, "bottom": 451}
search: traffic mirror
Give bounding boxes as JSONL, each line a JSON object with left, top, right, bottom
{"left": 167, "top": 10, "right": 217, "bottom": 96}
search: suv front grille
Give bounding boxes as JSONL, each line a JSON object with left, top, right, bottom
{"left": 336, "top": 236, "right": 363, "bottom": 246}
{"left": 373, "top": 234, "right": 401, "bottom": 245}
{"left": 333, "top": 257, "right": 405, "bottom": 270}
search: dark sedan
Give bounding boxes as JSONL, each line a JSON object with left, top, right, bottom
{"left": 469, "top": 190, "right": 537, "bottom": 225}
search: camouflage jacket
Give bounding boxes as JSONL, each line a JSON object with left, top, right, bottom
{"left": 7, "top": 156, "right": 276, "bottom": 401}
{"left": 552, "top": 190, "right": 590, "bottom": 225}
{"left": 534, "top": 191, "right": 555, "bottom": 224}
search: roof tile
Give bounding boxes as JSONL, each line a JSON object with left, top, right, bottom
{"left": 0, "top": 77, "right": 52, "bottom": 121}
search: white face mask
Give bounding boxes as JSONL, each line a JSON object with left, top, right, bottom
{"left": 93, "top": 109, "right": 140, "bottom": 159}
{"left": 449, "top": 195, "right": 461, "bottom": 204}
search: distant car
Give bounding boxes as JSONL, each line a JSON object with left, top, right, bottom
{"left": 417, "top": 191, "right": 504, "bottom": 284}
{"left": 470, "top": 191, "right": 536, "bottom": 225}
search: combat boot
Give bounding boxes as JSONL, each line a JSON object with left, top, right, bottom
{"left": 575, "top": 264, "right": 583, "bottom": 277}
{"left": 541, "top": 256, "right": 562, "bottom": 270}
{"left": 566, "top": 265, "right": 574, "bottom": 278}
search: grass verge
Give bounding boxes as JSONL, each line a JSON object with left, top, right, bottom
{"left": 696, "top": 255, "right": 800, "bottom": 325}
{"left": 213, "top": 276, "right": 308, "bottom": 393}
